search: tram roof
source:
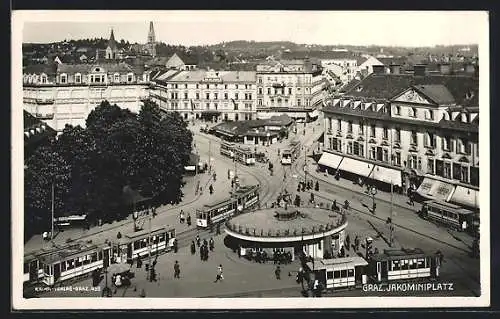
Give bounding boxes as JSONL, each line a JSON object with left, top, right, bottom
{"left": 423, "top": 200, "right": 474, "bottom": 214}
{"left": 37, "top": 241, "right": 106, "bottom": 264}
{"left": 231, "top": 184, "right": 259, "bottom": 194}
{"left": 203, "top": 197, "right": 236, "bottom": 209}
{"left": 124, "top": 227, "right": 171, "bottom": 240}
{"left": 306, "top": 256, "right": 368, "bottom": 270}
{"left": 371, "top": 248, "right": 428, "bottom": 261}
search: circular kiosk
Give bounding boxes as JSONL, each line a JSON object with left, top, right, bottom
{"left": 225, "top": 206, "right": 347, "bottom": 263}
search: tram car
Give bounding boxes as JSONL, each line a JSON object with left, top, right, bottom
{"left": 23, "top": 241, "right": 112, "bottom": 287}
{"left": 234, "top": 145, "right": 256, "bottom": 165}
{"left": 114, "top": 227, "right": 176, "bottom": 263}
{"left": 23, "top": 227, "right": 176, "bottom": 287}
{"left": 281, "top": 139, "right": 301, "bottom": 165}
{"left": 196, "top": 184, "right": 260, "bottom": 228}
{"left": 419, "top": 200, "right": 476, "bottom": 233}
{"left": 220, "top": 141, "right": 235, "bottom": 158}
{"left": 304, "top": 248, "right": 441, "bottom": 292}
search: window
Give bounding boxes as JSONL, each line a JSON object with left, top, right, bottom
{"left": 334, "top": 271, "right": 340, "bottom": 279}
{"left": 460, "top": 165, "right": 469, "bottom": 183}
{"left": 196, "top": 84, "right": 199, "bottom": 89}
{"left": 347, "top": 121, "right": 353, "bottom": 133}
{"left": 184, "top": 92, "right": 188, "bottom": 99}
{"left": 427, "top": 158, "right": 435, "bottom": 174}
{"left": 288, "top": 88, "right": 292, "bottom": 95}
{"left": 114, "top": 73, "right": 120, "bottom": 82}
{"left": 348, "top": 269, "right": 354, "bottom": 277}
{"left": 347, "top": 142, "right": 353, "bottom": 154}
{"left": 370, "top": 125, "right": 376, "bottom": 138}
{"left": 235, "top": 84, "right": 239, "bottom": 89}
{"left": 214, "top": 93, "right": 218, "bottom": 100}
{"left": 394, "top": 128, "right": 401, "bottom": 142}
{"left": 206, "top": 84, "right": 209, "bottom": 89}
{"left": 427, "top": 109, "right": 434, "bottom": 120}
{"left": 340, "top": 270, "right": 348, "bottom": 278}
{"left": 327, "top": 271, "right": 333, "bottom": 279}
{"left": 394, "top": 105, "right": 401, "bottom": 115}
{"left": 383, "top": 149, "right": 389, "bottom": 162}
{"left": 184, "top": 102, "right": 188, "bottom": 109}
{"left": 331, "top": 138, "right": 339, "bottom": 151}
{"left": 337, "top": 119, "right": 342, "bottom": 132}
{"left": 409, "top": 107, "right": 417, "bottom": 117}
{"left": 258, "top": 77, "right": 263, "bottom": 84}
{"left": 411, "top": 131, "right": 418, "bottom": 145}
{"left": 258, "top": 87, "right": 263, "bottom": 95}
{"left": 444, "top": 162, "right": 452, "bottom": 179}
{"left": 206, "top": 103, "right": 210, "bottom": 110}
{"left": 442, "top": 136, "right": 452, "bottom": 151}
{"left": 127, "top": 73, "right": 133, "bottom": 82}
{"left": 235, "top": 93, "right": 239, "bottom": 100}
{"left": 60, "top": 74, "right": 67, "bottom": 84}
{"left": 383, "top": 127, "right": 388, "bottom": 140}
{"left": 196, "top": 92, "right": 200, "bottom": 100}
{"left": 409, "top": 154, "right": 417, "bottom": 169}
{"left": 185, "top": 84, "right": 188, "bottom": 89}
{"left": 206, "top": 93, "right": 210, "bottom": 100}
{"left": 297, "top": 99, "right": 301, "bottom": 106}
{"left": 394, "top": 152, "right": 401, "bottom": 166}
{"left": 214, "top": 103, "right": 218, "bottom": 110}
{"left": 370, "top": 147, "right": 376, "bottom": 160}
{"left": 258, "top": 99, "right": 262, "bottom": 105}
{"left": 74, "top": 73, "right": 81, "bottom": 84}
{"left": 425, "top": 132, "right": 436, "bottom": 148}
{"left": 267, "top": 88, "right": 271, "bottom": 94}
{"left": 359, "top": 122, "right": 364, "bottom": 135}
{"left": 41, "top": 75, "right": 47, "bottom": 83}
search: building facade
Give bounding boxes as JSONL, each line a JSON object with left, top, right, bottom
{"left": 150, "top": 70, "right": 257, "bottom": 121}
{"left": 321, "top": 65, "right": 479, "bottom": 211}
{"left": 255, "top": 59, "right": 325, "bottom": 121}
{"left": 23, "top": 62, "right": 150, "bottom": 131}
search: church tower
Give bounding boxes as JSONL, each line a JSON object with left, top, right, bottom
{"left": 105, "top": 28, "right": 119, "bottom": 60}
{"left": 146, "top": 21, "right": 156, "bottom": 57}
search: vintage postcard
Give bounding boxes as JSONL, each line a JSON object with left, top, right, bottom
{"left": 12, "top": 10, "right": 490, "bottom": 309}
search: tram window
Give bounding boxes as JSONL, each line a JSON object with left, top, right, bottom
{"left": 83, "top": 256, "right": 91, "bottom": 265}
{"left": 61, "top": 261, "right": 66, "bottom": 272}
{"left": 410, "top": 259, "right": 417, "bottom": 269}
{"left": 98, "top": 251, "right": 103, "bottom": 260}
{"left": 134, "top": 241, "right": 140, "bottom": 250}
{"left": 67, "top": 260, "right": 75, "bottom": 270}
{"left": 327, "top": 271, "right": 334, "bottom": 279}
{"left": 159, "top": 234, "right": 165, "bottom": 242}
{"left": 417, "top": 258, "right": 425, "bottom": 268}
{"left": 340, "top": 270, "right": 347, "bottom": 277}
{"left": 75, "top": 259, "right": 82, "bottom": 267}
{"left": 334, "top": 271, "right": 340, "bottom": 279}
{"left": 91, "top": 253, "right": 98, "bottom": 262}
{"left": 347, "top": 269, "right": 354, "bottom": 277}
{"left": 392, "top": 260, "right": 400, "bottom": 271}
{"left": 401, "top": 260, "right": 409, "bottom": 270}
{"left": 44, "top": 265, "right": 50, "bottom": 274}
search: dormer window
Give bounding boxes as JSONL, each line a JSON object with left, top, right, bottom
{"left": 114, "top": 73, "right": 120, "bottom": 82}
{"left": 394, "top": 105, "right": 401, "bottom": 115}
{"left": 127, "top": 73, "right": 134, "bottom": 83}
{"left": 75, "top": 73, "right": 82, "bottom": 84}
{"left": 425, "top": 109, "right": 434, "bottom": 120}
{"left": 60, "top": 74, "right": 67, "bottom": 84}
{"left": 40, "top": 74, "right": 47, "bottom": 84}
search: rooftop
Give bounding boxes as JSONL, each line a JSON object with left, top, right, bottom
{"left": 226, "top": 207, "right": 345, "bottom": 238}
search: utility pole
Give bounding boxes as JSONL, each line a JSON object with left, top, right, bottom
{"left": 148, "top": 209, "right": 152, "bottom": 281}
{"left": 390, "top": 181, "right": 394, "bottom": 247}
{"left": 51, "top": 180, "right": 55, "bottom": 240}
{"left": 208, "top": 139, "right": 212, "bottom": 173}
{"left": 304, "top": 146, "right": 307, "bottom": 186}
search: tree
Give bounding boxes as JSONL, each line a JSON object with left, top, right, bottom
{"left": 24, "top": 144, "right": 71, "bottom": 239}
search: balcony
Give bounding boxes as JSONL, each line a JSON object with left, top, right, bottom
{"left": 271, "top": 82, "right": 286, "bottom": 88}
{"left": 35, "top": 99, "right": 55, "bottom": 105}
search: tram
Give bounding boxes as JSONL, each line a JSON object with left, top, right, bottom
{"left": 220, "top": 141, "right": 235, "bottom": 158}
{"left": 196, "top": 184, "right": 260, "bottom": 228}
{"left": 304, "top": 248, "right": 441, "bottom": 292}
{"left": 281, "top": 139, "right": 301, "bottom": 165}
{"left": 234, "top": 145, "right": 256, "bottom": 165}
{"left": 419, "top": 200, "right": 476, "bottom": 233}
{"left": 24, "top": 227, "right": 176, "bottom": 287}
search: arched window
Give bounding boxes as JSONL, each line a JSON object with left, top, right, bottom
{"left": 114, "top": 73, "right": 120, "bottom": 82}
{"left": 75, "top": 73, "right": 82, "bottom": 84}
{"left": 40, "top": 74, "right": 47, "bottom": 84}
{"left": 59, "top": 73, "right": 67, "bottom": 84}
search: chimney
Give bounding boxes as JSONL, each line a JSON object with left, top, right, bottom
{"left": 372, "top": 65, "right": 385, "bottom": 74}
{"left": 465, "top": 63, "right": 476, "bottom": 74}
{"left": 439, "top": 63, "right": 451, "bottom": 75}
{"left": 389, "top": 64, "right": 401, "bottom": 75}
{"left": 413, "top": 64, "right": 427, "bottom": 76}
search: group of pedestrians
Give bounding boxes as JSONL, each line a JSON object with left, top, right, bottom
{"left": 179, "top": 210, "right": 192, "bottom": 226}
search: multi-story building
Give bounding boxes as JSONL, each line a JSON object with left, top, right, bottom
{"left": 23, "top": 61, "right": 150, "bottom": 131}
{"left": 320, "top": 64, "right": 479, "bottom": 211}
{"left": 149, "top": 70, "right": 257, "bottom": 121}
{"left": 255, "top": 59, "right": 325, "bottom": 121}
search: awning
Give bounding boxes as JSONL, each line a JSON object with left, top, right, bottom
{"left": 450, "top": 186, "right": 479, "bottom": 209}
{"left": 318, "top": 152, "right": 343, "bottom": 170}
{"left": 308, "top": 109, "right": 320, "bottom": 118}
{"left": 416, "top": 178, "right": 455, "bottom": 202}
{"left": 339, "top": 157, "right": 374, "bottom": 177}
{"left": 371, "top": 166, "right": 403, "bottom": 187}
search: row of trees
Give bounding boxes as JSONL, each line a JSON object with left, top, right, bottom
{"left": 24, "top": 100, "right": 193, "bottom": 240}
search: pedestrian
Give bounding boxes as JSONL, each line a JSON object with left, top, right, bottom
{"left": 191, "top": 241, "right": 196, "bottom": 255}
{"left": 186, "top": 213, "right": 191, "bottom": 226}
{"left": 346, "top": 234, "right": 350, "bottom": 251}
{"left": 209, "top": 184, "right": 214, "bottom": 195}
{"left": 209, "top": 237, "right": 215, "bottom": 251}
{"left": 180, "top": 210, "right": 185, "bottom": 224}
{"left": 213, "top": 172, "right": 217, "bottom": 181}
{"left": 214, "top": 264, "right": 224, "bottom": 282}
{"left": 174, "top": 261, "right": 180, "bottom": 279}
{"left": 137, "top": 256, "right": 142, "bottom": 268}
{"left": 196, "top": 235, "right": 200, "bottom": 247}
{"left": 354, "top": 235, "right": 360, "bottom": 251}
{"left": 237, "top": 246, "right": 241, "bottom": 258}
{"left": 275, "top": 265, "right": 281, "bottom": 280}
{"left": 228, "top": 169, "right": 231, "bottom": 180}
{"left": 173, "top": 238, "right": 178, "bottom": 253}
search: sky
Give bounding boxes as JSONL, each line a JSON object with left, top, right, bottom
{"left": 18, "top": 11, "right": 487, "bottom": 47}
